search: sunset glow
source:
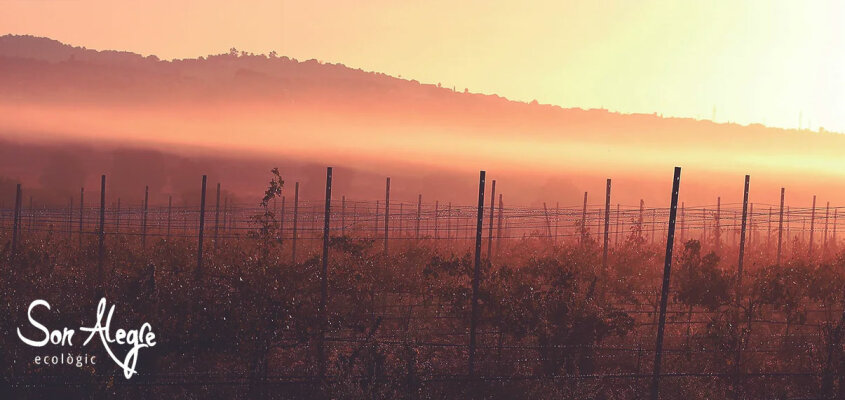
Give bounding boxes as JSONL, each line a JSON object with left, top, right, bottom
{"left": 2, "top": 0, "right": 842, "bottom": 132}
{"left": 4, "top": 4, "right": 845, "bottom": 398}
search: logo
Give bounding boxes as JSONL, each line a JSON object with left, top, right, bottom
{"left": 17, "top": 298, "right": 157, "bottom": 379}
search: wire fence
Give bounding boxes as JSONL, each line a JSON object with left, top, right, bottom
{"left": 0, "top": 198, "right": 840, "bottom": 256}
{"left": 1, "top": 172, "right": 844, "bottom": 398}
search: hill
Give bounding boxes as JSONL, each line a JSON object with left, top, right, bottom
{"left": 0, "top": 34, "right": 842, "bottom": 208}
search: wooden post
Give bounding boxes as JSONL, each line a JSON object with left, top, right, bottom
{"left": 603, "top": 179, "right": 611, "bottom": 269}
{"left": 167, "top": 196, "right": 172, "bottom": 240}
{"left": 292, "top": 182, "right": 299, "bottom": 264}
{"left": 416, "top": 195, "right": 422, "bottom": 241}
{"left": 196, "top": 176, "right": 207, "bottom": 278}
{"left": 777, "top": 188, "right": 785, "bottom": 265}
{"left": 98, "top": 175, "right": 106, "bottom": 290}
{"left": 715, "top": 197, "right": 721, "bottom": 252}
{"left": 738, "top": 175, "right": 750, "bottom": 299}
{"left": 487, "top": 180, "right": 496, "bottom": 258}
{"left": 543, "top": 202, "right": 552, "bottom": 238}
{"left": 11, "top": 184, "right": 21, "bottom": 256}
{"left": 142, "top": 186, "right": 149, "bottom": 248}
{"left": 810, "top": 195, "right": 817, "bottom": 259}
{"left": 650, "top": 166, "right": 682, "bottom": 400}
{"left": 214, "top": 183, "right": 220, "bottom": 249}
{"left": 79, "top": 187, "right": 84, "bottom": 249}
{"left": 581, "top": 191, "right": 588, "bottom": 244}
{"left": 823, "top": 201, "right": 830, "bottom": 258}
{"left": 318, "top": 167, "right": 333, "bottom": 378}
{"left": 468, "top": 170, "right": 486, "bottom": 377}
{"left": 384, "top": 177, "right": 390, "bottom": 254}
{"left": 496, "top": 193, "right": 503, "bottom": 256}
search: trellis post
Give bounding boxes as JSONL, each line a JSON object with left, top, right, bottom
{"left": 196, "top": 175, "right": 207, "bottom": 278}
{"left": 292, "top": 182, "right": 299, "bottom": 264}
{"left": 214, "top": 183, "right": 221, "bottom": 249}
{"left": 97, "top": 175, "right": 106, "bottom": 290}
{"left": 167, "top": 196, "right": 172, "bottom": 240}
{"left": 468, "top": 171, "right": 486, "bottom": 377}
{"left": 384, "top": 177, "right": 390, "bottom": 254}
{"left": 776, "top": 188, "right": 785, "bottom": 265}
{"left": 809, "top": 195, "right": 817, "bottom": 259}
{"left": 487, "top": 180, "right": 496, "bottom": 258}
{"left": 650, "top": 166, "right": 682, "bottom": 400}
{"left": 581, "top": 192, "right": 588, "bottom": 244}
{"left": 738, "top": 175, "right": 750, "bottom": 299}
{"left": 416, "top": 194, "right": 422, "bottom": 240}
{"left": 603, "top": 179, "right": 611, "bottom": 269}
{"left": 78, "top": 188, "right": 85, "bottom": 249}
{"left": 142, "top": 185, "right": 149, "bottom": 248}
{"left": 318, "top": 167, "right": 333, "bottom": 378}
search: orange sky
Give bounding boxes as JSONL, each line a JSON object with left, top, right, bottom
{"left": 2, "top": 0, "right": 842, "bottom": 132}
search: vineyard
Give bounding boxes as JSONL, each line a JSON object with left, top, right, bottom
{"left": 2, "top": 167, "right": 845, "bottom": 399}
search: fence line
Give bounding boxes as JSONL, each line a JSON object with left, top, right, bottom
{"left": 1, "top": 199, "right": 840, "bottom": 256}
{"left": 2, "top": 169, "right": 844, "bottom": 397}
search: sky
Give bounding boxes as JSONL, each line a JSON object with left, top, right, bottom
{"left": 1, "top": 0, "right": 843, "bottom": 132}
